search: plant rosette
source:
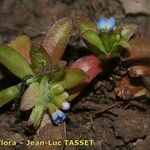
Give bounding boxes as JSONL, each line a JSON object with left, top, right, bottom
{"left": 76, "top": 16, "right": 150, "bottom": 99}
{"left": 76, "top": 16, "right": 137, "bottom": 60}
{"left": 0, "top": 18, "right": 102, "bottom": 128}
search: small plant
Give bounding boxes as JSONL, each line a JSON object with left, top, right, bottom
{"left": 76, "top": 16, "right": 137, "bottom": 59}
{"left": 75, "top": 16, "right": 150, "bottom": 100}
{"left": 0, "top": 18, "right": 102, "bottom": 128}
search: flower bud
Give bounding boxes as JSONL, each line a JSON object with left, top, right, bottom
{"left": 51, "top": 110, "right": 66, "bottom": 124}
{"left": 53, "top": 92, "right": 70, "bottom": 110}
{"left": 47, "top": 103, "right": 66, "bottom": 124}
{"left": 96, "top": 17, "right": 116, "bottom": 32}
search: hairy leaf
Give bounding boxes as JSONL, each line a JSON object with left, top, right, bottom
{"left": 0, "top": 84, "right": 21, "bottom": 107}
{"left": 49, "top": 62, "right": 65, "bottom": 82}
{"left": 28, "top": 76, "right": 50, "bottom": 127}
{"left": 52, "top": 92, "right": 69, "bottom": 109}
{"left": 50, "top": 83, "right": 64, "bottom": 96}
{"left": 9, "top": 35, "right": 32, "bottom": 62}
{"left": 118, "top": 40, "right": 129, "bottom": 48}
{"left": 100, "top": 34, "right": 112, "bottom": 53}
{"left": 121, "top": 24, "right": 137, "bottom": 40}
{"left": 47, "top": 102, "right": 58, "bottom": 114}
{"left": 30, "top": 46, "right": 52, "bottom": 76}
{"left": 29, "top": 105, "right": 45, "bottom": 128}
{"left": 38, "top": 76, "right": 51, "bottom": 105}
{"left": 82, "top": 30, "right": 106, "bottom": 54}
{"left": 117, "top": 24, "right": 137, "bottom": 49}
{"left": 60, "top": 68, "right": 86, "bottom": 89}
{"left": 75, "top": 17, "right": 99, "bottom": 34}
{"left": 20, "top": 82, "right": 40, "bottom": 111}
{"left": 42, "top": 17, "right": 73, "bottom": 62}
{"left": 0, "top": 45, "right": 34, "bottom": 79}
{"left": 68, "top": 55, "right": 102, "bottom": 101}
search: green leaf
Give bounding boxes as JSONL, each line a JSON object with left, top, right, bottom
{"left": 121, "top": 24, "right": 137, "bottom": 40}
{"left": 8, "top": 35, "right": 31, "bottom": 61}
{"left": 42, "top": 17, "right": 73, "bottom": 62}
{"left": 28, "top": 76, "right": 50, "bottom": 127}
{"left": 38, "top": 76, "right": 50, "bottom": 105}
{"left": 0, "top": 84, "right": 21, "bottom": 107}
{"left": 67, "top": 84, "right": 85, "bottom": 102}
{"left": 28, "top": 105, "right": 45, "bottom": 128}
{"left": 118, "top": 40, "right": 129, "bottom": 48}
{"left": 20, "top": 82, "right": 40, "bottom": 111}
{"left": 100, "top": 34, "right": 112, "bottom": 53}
{"left": 53, "top": 92, "right": 69, "bottom": 109}
{"left": 49, "top": 62, "right": 65, "bottom": 82}
{"left": 30, "top": 46, "right": 52, "bottom": 76}
{"left": 0, "top": 45, "right": 34, "bottom": 79}
{"left": 75, "top": 17, "right": 99, "bottom": 34}
{"left": 114, "top": 34, "right": 121, "bottom": 42}
{"left": 82, "top": 30, "right": 106, "bottom": 54}
{"left": 59, "top": 68, "right": 86, "bottom": 89}
{"left": 47, "top": 102, "right": 58, "bottom": 114}
{"left": 117, "top": 24, "right": 137, "bottom": 49}
{"left": 50, "top": 83, "right": 64, "bottom": 96}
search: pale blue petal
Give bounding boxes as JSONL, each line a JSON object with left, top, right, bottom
{"left": 107, "top": 17, "right": 116, "bottom": 30}
{"left": 96, "top": 16, "right": 116, "bottom": 32}
{"left": 96, "top": 17, "right": 107, "bottom": 30}
{"left": 52, "top": 110, "right": 66, "bottom": 124}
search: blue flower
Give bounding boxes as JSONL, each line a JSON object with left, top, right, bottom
{"left": 52, "top": 110, "right": 66, "bottom": 124}
{"left": 96, "top": 17, "right": 116, "bottom": 32}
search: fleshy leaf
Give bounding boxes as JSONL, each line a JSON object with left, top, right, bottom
{"left": 70, "top": 55, "right": 102, "bottom": 83}
{"left": 42, "top": 17, "right": 73, "bottom": 62}
{"left": 8, "top": 35, "right": 32, "bottom": 62}
{"left": 50, "top": 83, "right": 64, "bottom": 96}
{"left": 49, "top": 62, "right": 65, "bottom": 82}
{"left": 121, "top": 24, "right": 137, "bottom": 40}
{"left": 118, "top": 40, "right": 129, "bottom": 48}
{"left": 0, "top": 45, "right": 34, "bottom": 79}
{"left": 30, "top": 45, "right": 52, "bottom": 76}
{"left": 68, "top": 55, "right": 102, "bottom": 101}
{"left": 82, "top": 30, "right": 106, "bottom": 54}
{"left": 38, "top": 76, "right": 51, "bottom": 105}
{"left": 28, "top": 76, "right": 50, "bottom": 127}
{"left": 52, "top": 92, "right": 69, "bottom": 109}
{"left": 28, "top": 105, "right": 45, "bottom": 128}
{"left": 100, "top": 34, "right": 112, "bottom": 53}
{"left": 47, "top": 102, "right": 58, "bottom": 114}
{"left": 0, "top": 84, "right": 21, "bottom": 107}
{"left": 75, "top": 17, "right": 99, "bottom": 34}
{"left": 117, "top": 24, "right": 137, "bottom": 49}
{"left": 20, "top": 82, "right": 40, "bottom": 111}
{"left": 59, "top": 68, "right": 86, "bottom": 89}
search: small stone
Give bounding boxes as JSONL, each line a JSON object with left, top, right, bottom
{"left": 120, "top": 0, "right": 150, "bottom": 15}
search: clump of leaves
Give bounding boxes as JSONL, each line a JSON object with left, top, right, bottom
{"left": 75, "top": 17, "right": 150, "bottom": 100}
{"left": 76, "top": 17, "right": 137, "bottom": 59}
{"left": 0, "top": 17, "right": 102, "bottom": 128}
